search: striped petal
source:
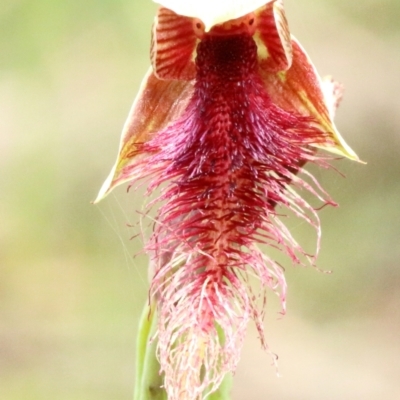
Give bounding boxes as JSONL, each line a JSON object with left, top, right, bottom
{"left": 254, "top": 0, "right": 292, "bottom": 71}
{"left": 260, "top": 37, "right": 359, "bottom": 160}
{"left": 94, "top": 68, "right": 194, "bottom": 202}
{"left": 151, "top": 7, "right": 198, "bottom": 80}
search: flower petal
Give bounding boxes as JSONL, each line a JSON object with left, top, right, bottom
{"left": 151, "top": 7, "right": 198, "bottom": 80}
{"left": 260, "top": 37, "right": 359, "bottom": 160}
{"left": 254, "top": 0, "right": 293, "bottom": 72}
{"left": 154, "top": 0, "right": 273, "bottom": 31}
{"left": 94, "top": 68, "right": 194, "bottom": 202}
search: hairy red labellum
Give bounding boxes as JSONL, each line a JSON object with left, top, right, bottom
{"left": 142, "top": 32, "right": 328, "bottom": 264}
{"left": 131, "top": 31, "right": 334, "bottom": 398}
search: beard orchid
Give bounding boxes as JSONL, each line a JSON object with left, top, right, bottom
{"left": 95, "top": 1, "right": 359, "bottom": 399}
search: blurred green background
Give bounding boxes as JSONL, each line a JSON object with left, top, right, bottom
{"left": 1, "top": 0, "right": 399, "bottom": 399}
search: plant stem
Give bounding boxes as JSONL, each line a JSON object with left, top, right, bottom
{"left": 134, "top": 302, "right": 167, "bottom": 400}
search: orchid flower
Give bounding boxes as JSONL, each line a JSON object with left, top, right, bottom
{"left": 95, "top": 1, "right": 358, "bottom": 399}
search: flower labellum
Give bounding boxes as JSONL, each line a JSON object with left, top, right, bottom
{"left": 96, "top": 1, "right": 358, "bottom": 399}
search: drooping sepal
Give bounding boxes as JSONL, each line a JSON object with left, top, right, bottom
{"left": 260, "top": 37, "right": 359, "bottom": 160}
{"left": 254, "top": 0, "right": 292, "bottom": 72}
{"left": 151, "top": 7, "right": 198, "bottom": 80}
{"left": 94, "top": 68, "right": 194, "bottom": 202}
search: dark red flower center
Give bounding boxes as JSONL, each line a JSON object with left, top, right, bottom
{"left": 196, "top": 32, "right": 258, "bottom": 81}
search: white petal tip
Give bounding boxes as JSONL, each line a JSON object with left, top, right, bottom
{"left": 93, "top": 168, "right": 116, "bottom": 204}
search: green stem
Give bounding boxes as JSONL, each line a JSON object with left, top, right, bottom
{"left": 134, "top": 302, "right": 167, "bottom": 400}
{"left": 206, "top": 373, "right": 233, "bottom": 400}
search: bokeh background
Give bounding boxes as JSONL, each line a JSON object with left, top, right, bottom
{"left": 1, "top": 0, "right": 399, "bottom": 399}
